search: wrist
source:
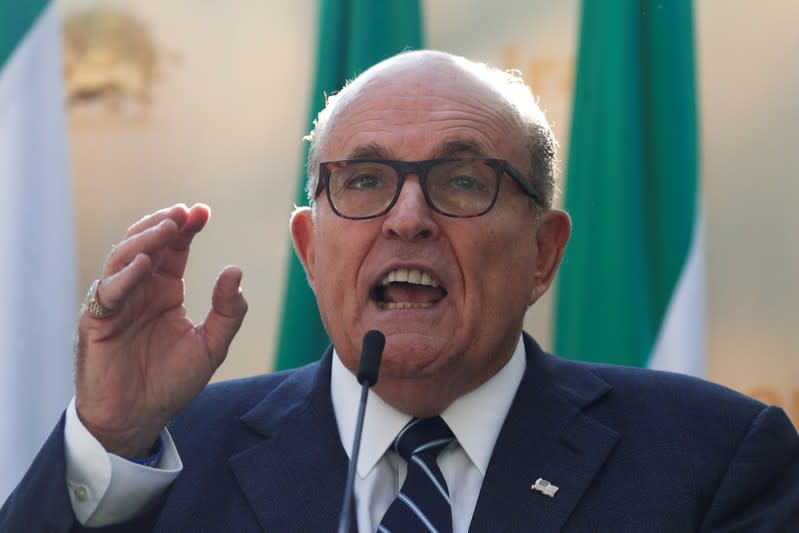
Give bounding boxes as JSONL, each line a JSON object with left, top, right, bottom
{"left": 121, "top": 434, "right": 164, "bottom": 467}
{"left": 98, "top": 431, "right": 164, "bottom": 457}
{"left": 75, "top": 404, "right": 165, "bottom": 457}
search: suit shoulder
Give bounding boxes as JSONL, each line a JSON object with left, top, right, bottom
{"left": 590, "top": 361, "right": 760, "bottom": 408}
{"left": 558, "top": 357, "right": 771, "bottom": 437}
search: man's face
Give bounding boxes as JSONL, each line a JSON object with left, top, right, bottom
{"left": 291, "top": 54, "right": 568, "bottom": 415}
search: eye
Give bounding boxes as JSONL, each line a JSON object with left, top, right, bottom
{"left": 345, "top": 173, "right": 384, "bottom": 190}
{"left": 447, "top": 174, "right": 489, "bottom": 193}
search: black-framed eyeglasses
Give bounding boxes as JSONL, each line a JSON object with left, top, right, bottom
{"left": 315, "top": 157, "right": 543, "bottom": 220}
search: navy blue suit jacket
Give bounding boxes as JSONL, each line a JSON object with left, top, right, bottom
{"left": 2, "top": 334, "right": 798, "bottom": 532}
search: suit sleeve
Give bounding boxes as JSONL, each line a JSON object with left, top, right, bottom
{"left": 700, "top": 405, "right": 799, "bottom": 532}
{"left": 0, "top": 414, "right": 84, "bottom": 532}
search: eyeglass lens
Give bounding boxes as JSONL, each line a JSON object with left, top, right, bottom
{"left": 327, "top": 159, "right": 499, "bottom": 218}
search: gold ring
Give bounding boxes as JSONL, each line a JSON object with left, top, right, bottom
{"left": 83, "top": 279, "right": 115, "bottom": 318}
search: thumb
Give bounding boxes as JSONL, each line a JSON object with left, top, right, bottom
{"left": 199, "top": 265, "right": 248, "bottom": 369}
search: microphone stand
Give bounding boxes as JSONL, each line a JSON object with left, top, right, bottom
{"left": 337, "top": 330, "right": 385, "bottom": 533}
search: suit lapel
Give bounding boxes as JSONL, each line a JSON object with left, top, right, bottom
{"left": 469, "top": 335, "right": 619, "bottom": 533}
{"left": 228, "top": 349, "right": 352, "bottom": 532}
{"left": 169, "top": 336, "right": 616, "bottom": 532}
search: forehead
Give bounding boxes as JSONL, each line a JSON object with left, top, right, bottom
{"left": 320, "top": 57, "right": 527, "bottom": 163}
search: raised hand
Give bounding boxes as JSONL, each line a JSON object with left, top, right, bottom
{"left": 74, "top": 203, "right": 248, "bottom": 456}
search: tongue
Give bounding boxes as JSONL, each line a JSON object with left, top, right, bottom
{"left": 382, "top": 283, "right": 445, "bottom": 304}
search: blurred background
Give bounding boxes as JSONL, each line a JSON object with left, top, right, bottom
{"left": 1, "top": 0, "right": 797, "bottom": 502}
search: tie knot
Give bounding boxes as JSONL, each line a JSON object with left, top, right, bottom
{"left": 393, "top": 417, "right": 454, "bottom": 461}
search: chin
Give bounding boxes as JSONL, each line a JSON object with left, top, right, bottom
{"left": 378, "top": 335, "right": 448, "bottom": 378}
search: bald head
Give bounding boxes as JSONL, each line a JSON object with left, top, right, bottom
{"left": 305, "top": 50, "right": 557, "bottom": 208}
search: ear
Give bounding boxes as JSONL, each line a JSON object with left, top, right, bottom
{"left": 289, "top": 206, "right": 318, "bottom": 286}
{"left": 529, "top": 209, "right": 571, "bottom": 305}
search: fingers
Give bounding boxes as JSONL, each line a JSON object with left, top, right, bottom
{"left": 104, "top": 219, "right": 179, "bottom": 277}
{"left": 172, "top": 204, "right": 210, "bottom": 251}
{"left": 104, "top": 203, "right": 210, "bottom": 279}
{"left": 199, "top": 266, "right": 248, "bottom": 369}
{"left": 97, "top": 253, "right": 153, "bottom": 313}
{"left": 154, "top": 205, "right": 210, "bottom": 277}
{"left": 81, "top": 203, "right": 210, "bottom": 327}
{"left": 124, "top": 203, "right": 190, "bottom": 238}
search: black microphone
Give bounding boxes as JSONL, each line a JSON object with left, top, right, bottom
{"left": 337, "top": 330, "right": 385, "bottom": 533}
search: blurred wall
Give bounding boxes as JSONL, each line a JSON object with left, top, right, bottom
{"left": 63, "top": 0, "right": 316, "bottom": 384}
{"left": 695, "top": 0, "right": 799, "bottom": 422}
{"left": 60, "top": 0, "right": 798, "bottom": 425}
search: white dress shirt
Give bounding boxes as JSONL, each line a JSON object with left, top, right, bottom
{"left": 64, "top": 397, "right": 182, "bottom": 526}
{"left": 331, "top": 337, "right": 525, "bottom": 533}
{"left": 64, "top": 336, "right": 526, "bottom": 531}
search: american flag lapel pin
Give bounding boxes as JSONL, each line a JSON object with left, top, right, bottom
{"left": 531, "top": 477, "right": 559, "bottom": 498}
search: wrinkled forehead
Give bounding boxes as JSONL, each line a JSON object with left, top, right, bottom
{"left": 319, "top": 53, "right": 525, "bottom": 161}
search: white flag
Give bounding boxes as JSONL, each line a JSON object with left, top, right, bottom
{"left": 0, "top": 1, "right": 76, "bottom": 503}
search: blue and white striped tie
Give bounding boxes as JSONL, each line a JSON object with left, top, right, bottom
{"left": 378, "top": 417, "right": 455, "bottom": 533}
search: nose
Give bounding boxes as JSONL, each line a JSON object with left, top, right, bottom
{"left": 381, "top": 176, "right": 441, "bottom": 242}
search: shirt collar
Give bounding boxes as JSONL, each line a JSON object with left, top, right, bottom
{"left": 331, "top": 335, "right": 526, "bottom": 478}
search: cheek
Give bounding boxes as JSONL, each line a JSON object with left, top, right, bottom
{"left": 462, "top": 224, "right": 536, "bottom": 311}
{"left": 314, "top": 238, "right": 356, "bottom": 303}
{"left": 312, "top": 220, "right": 376, "bottom": 313}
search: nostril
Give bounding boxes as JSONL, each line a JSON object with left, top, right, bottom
{"left": 387, "top": 227, "right": 432, "bottom": 240}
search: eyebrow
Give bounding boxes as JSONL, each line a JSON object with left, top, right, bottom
{"left": 432, "top": 139, "right": 490, "bottom": 158}
{"left": 345, "top": 138, "right": 491, "bottom": 161}
{"left": 346, "top": 143, "right": 392, "bottom": 159}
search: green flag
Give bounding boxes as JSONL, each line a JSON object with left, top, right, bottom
{"left": 554, "top": 0, "right": 704, "bottom": 375}
{"left": 274, "top": 0, "right": 423, "bottom": 370}
{"left": 0, "top": 1, "right": 76, "bottom": 501}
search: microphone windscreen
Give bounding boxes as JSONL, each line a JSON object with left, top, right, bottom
{"left": 357, "top": 330, "right": 385, "bottom": 386}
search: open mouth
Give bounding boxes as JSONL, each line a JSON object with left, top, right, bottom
{"left": 371, "top": 267, "right": 448, "bottom": 310}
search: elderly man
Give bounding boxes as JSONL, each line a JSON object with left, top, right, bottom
{"left": 2, "top": 50, "right": 798, "bottom": 532}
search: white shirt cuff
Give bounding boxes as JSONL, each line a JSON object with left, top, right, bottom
{"left": 63, "top": 397, "right": 182, "bottom": 526}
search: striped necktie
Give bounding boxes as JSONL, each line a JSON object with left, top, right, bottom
{"left": 378, "top": 417, "right": 455, "bottom": 533}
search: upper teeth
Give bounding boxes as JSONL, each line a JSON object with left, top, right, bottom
{"left": 381, "top": 268, "right": 439, "bottom": 287}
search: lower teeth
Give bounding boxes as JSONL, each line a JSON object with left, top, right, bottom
{"left": 379, "top": 301, "right": 433, "bottom": 310}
